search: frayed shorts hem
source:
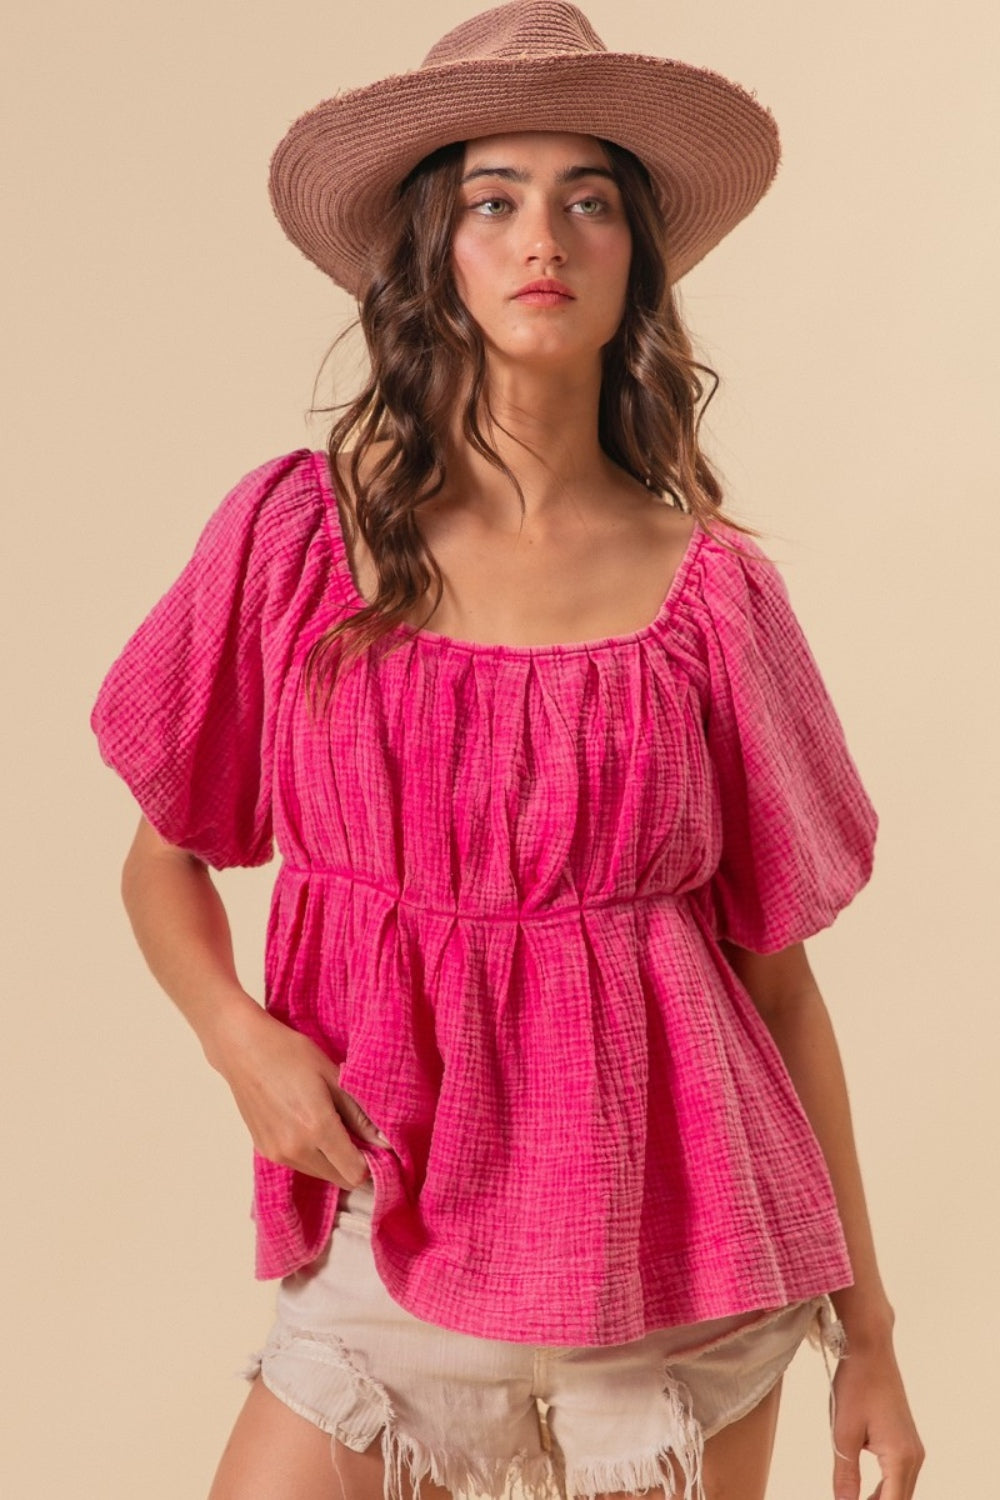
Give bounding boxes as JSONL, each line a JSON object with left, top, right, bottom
{"left": 244, "top": 1303, "right": 843, "bottom": 1500}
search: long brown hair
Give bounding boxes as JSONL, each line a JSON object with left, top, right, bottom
{"left": 306, "top": 137, "right": 750, "bottom": 699}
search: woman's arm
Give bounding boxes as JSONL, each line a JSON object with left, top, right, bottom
{"left": 120, "top": 815, "right": 382, "bottom": 1189}
{"left": 719, "top": 938, "right": 925, "bottom": 1500}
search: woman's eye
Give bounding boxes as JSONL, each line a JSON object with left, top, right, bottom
{"left": 470, "top": 198, "right": 511, "bottom": 217}
{"left": 571, "top": 197, "right": 607, "bottom": 217}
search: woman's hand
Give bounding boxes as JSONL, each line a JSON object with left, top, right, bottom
{"left": 207, "top": 1003, "right": 387, "bottom": 1189}
{"left": 830, "top": 1336, "right": 925, "bottom": 1500}
{"left": 118, "top": 820, "right": 385, "bottom": 1188}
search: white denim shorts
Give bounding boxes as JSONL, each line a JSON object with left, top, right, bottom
{"left": 244, "top": 1177, "right": 846, "bottom": 1500}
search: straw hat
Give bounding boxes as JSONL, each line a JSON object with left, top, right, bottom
{"left": 268, "top": 0, "right": 781, "bottom": 296}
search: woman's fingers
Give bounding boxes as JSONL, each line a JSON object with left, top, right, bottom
{"left": 250, "top": 1082, "right": 370, "bottom": 1187}
{"left": 311, "top": 1112, "right": 372, "bottom": 1188}
{"left": 214, "top": 1007, "right": 388, "bottom": 1187}
{"left": 331, "top": 1076, "right": 391, "bottom": 1149}
{"left": 865, "top": 1441, "right": 925, "bottom": 1500}
{"left": 268, "top": 1074, "right": 387, "bottom": 1187}
{"left": 832, "top": 1419, "right": 864, "bottom": 1500}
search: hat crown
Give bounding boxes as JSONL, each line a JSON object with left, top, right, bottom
{"left": 422, "top": 1, "right": 607, "bottom": 68}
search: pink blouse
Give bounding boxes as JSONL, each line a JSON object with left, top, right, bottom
{"left": 91, "top": 448, "right": 877, "bottom": 1345}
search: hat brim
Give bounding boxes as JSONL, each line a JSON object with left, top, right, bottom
{"left": 268, "top": 52, "right": 781, "bottom": 295}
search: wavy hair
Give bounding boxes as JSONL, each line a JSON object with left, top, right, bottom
{"left": 306, "top": 138, "right": 750, "bottom": 701}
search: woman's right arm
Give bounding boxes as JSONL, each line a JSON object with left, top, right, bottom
{"left": 121, "top": 815, "right": 380, "bottom": 1189}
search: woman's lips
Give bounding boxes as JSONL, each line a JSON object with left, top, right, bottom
{"left": 512, "top": 280, "right": 576, "bottom": 307}
{"left": 515, "top": 290, "right": 574, "bottom": 306}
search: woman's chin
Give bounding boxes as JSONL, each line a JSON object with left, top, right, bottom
{"left": 485, "top": 338, "right": 605, "bottom": 379}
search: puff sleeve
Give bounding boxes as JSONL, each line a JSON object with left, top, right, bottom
{"left": 91, "top": 449, "right": 324, "bottom": 869}
{"left": 697, "top": 530, "right": 878, "bottom": 953}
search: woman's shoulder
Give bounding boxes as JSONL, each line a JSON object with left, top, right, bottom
{"left": 674, "top": 515, "right": 805, "bottom": 666}
{"left": 692, "top": 515, "right": 787, "bottom": 600}
{"left": 215, "top": 446, "right": 329, "bottom": 529}
{"left": 191, "top": 447, "right": 336, "bottom": 578}
{"left": 697, "top": 513, "right": 770, "bottom": 561}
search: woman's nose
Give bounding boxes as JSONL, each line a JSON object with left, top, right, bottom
{"left": 521, "top": 202, "right": 567, "bottom": 265}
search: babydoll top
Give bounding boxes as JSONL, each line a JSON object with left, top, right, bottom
{"left": 91, "top": 448, "right": 877, "bottom": 1346}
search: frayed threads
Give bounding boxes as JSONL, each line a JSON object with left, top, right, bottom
{"left": 807, "top": 1296, "right": 852, "bottom": 1466}
{"left": 807, "top": 1295, "right": 848, "bottom": 1363}
{"left": 247, "top": 1326, "right": 555, "bottom": 1500}
{"left": 372, "top": 1421, "right": 554, "bottom": 1500}
{"left": 563, "top": 1366, "right": 706, "bottom": 1500}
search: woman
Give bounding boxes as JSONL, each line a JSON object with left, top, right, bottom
{"left": 91, "top": 4, "right": 924, "bottom": 1499}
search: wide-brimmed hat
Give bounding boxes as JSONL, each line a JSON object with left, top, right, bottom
{"left": 268, "top": 0, "right": 781, "bottom": 296}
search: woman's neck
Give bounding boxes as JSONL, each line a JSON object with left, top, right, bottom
{"left": 442, "top": 359, "right": 622, "bottom": 530}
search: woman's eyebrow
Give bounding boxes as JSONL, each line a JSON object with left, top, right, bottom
{"left": 460, "top": 164, "right": 618, "bottom": 185}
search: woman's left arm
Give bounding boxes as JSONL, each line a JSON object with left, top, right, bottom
{"left": 719, "top": 938, "right": 925, "bottom": 1500}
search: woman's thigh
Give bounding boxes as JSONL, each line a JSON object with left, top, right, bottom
{"left": 207, "top": 1377, "right": 337, "bottom": 1500}
{"left": 206, "top": 1376, "right": 453, "bottom": 1500}
{"left": 596, "top": 1377, "right": 784, "bottom": 1500}
{"left": 697, "top": 1375, "right": 783, "bottom": 1500}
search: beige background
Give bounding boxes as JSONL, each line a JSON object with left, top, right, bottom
{"left": 3, "top": 1, "right": 996, "bottom": 1494}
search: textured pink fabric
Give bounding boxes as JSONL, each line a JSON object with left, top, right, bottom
{"left": 92, "top": 448, "right": 878, "bottom": 1345}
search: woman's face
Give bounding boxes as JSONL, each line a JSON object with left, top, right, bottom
{"left": 450, "top": 132, "right": 633, "bottom": 373}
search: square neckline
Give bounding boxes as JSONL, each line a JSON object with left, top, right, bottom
{"left": 311, "top": 449, "right": 706, "bottom": 657}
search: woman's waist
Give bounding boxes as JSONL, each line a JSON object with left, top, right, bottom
{"left": 274, "top": 858, "right": 710, "bottom": 925}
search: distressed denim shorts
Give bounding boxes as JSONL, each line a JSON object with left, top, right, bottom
{"left": 245, "top": 1178, "right": 846, "bottom": 1500}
